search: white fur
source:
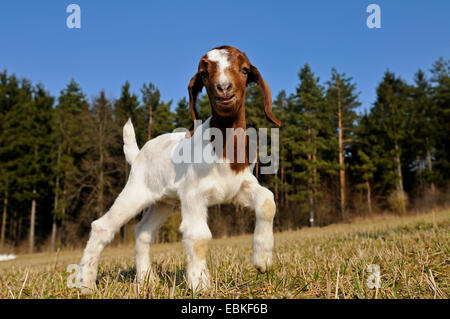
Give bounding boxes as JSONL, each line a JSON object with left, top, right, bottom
{"left": 123, "top": 118, "right": 140, "bottom": 164}
{"left": 78, "top": 118, "right": 276, "bottom": 293}
{"left": 207, "top": 49, "right": 231, "bottom": 87}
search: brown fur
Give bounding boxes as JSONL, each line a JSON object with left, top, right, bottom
{"left": 187, "top": 46, "right": 281, "bottom": 173}
{"left": 193, "top": 240, "right": 208, "bottom": 259}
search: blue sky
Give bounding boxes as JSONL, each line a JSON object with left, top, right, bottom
{"left": 0, "top": 1, "right": 448, "bottom": 113}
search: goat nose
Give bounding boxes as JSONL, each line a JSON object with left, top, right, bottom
{"left": 217, "top": 83, "right": 232, "bottom": 93}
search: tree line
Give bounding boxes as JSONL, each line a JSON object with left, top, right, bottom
{"left": 0, "top": 57, "right": 448, "bottom": 253}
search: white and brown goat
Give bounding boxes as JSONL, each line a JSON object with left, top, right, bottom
{"left": 78, "top": 45, "right": 281, "bottom": 294}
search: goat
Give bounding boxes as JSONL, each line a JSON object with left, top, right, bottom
{"left": 77, "top": 45, "right": 282, "bottom": 294}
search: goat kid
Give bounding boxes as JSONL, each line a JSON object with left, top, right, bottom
{"left": 77, "top": 46, "right": 281, "bottom": 294}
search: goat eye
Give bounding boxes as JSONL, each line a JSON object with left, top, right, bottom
{"left": 200, "top": 71, "right": 208, "bottom": 79}
{"left": 241, "top": 67, "right": 250, "bottom": 75}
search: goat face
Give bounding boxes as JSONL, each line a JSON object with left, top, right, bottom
{"left": 188, "top": 45, "right": 281, "bottom": 127}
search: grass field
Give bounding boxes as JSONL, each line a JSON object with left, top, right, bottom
{"left": 0, "top": 209, "right": 448, "bottom": 299}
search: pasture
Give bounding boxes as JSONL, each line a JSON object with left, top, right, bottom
{"left": 0, "top": 209, "right": 448, "bottom": 299}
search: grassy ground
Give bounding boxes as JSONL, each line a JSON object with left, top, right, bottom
{"left": 0, "top": 209, "right": 448, "bottom": 299}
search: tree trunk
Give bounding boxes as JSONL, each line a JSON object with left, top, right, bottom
{"left": 29, "top": 188, "right": 37, "bottom": 254}
{"left": 61, "top": 146, "right": 70, "bottom": 247}
{"left": 308, "top": 189, "right": 314, "bottom": 227}
{"left": 99, "top": 171, "right": 104, "bottom": 217}
{"left": 366, "top": 180, "right": 372, "bottom": 214}
{"left": 1, "top": 189, "right": 8, "bottom": 250}
{"left": 291, "top": 148, "right": 295, "bottom": 208}
{"left": 394, "top": 142, "right": 404, "bottom": 193}
{"left": 337, "top": 88, "right": 347, "bottom": 221}
{"left": 148, "top": 103, "right": 153, "bottom": 140}
{"left": 51, "top": 215, "right": 57, "bottom": 253}
{"left": 281, "top": 166, "right": 287, "bottom": 206}
{"left": 312, "top": 130, "right": 318, "bottom": 224}
{"left": 10, "top": 210, "right": 15, "bottom": 243}
{"left": 51, "top": 203, "right": 58, "bottom": 252}
{"left": 281, "top": 144, "right": 287, "bottom": 207}
{"left": 51, "top": 144, "right": 61, "bottom": 253}
{"left": 99, "top": 138, "right": 104, "bottom": 218}
{"left": 394, "top": 142, "right": 406, "bottom": 213}
{"left": 416, "top": 155, "right": 423, "bottom": 190}
{"left": 61, "top": 186, "right": 67, "bottom": 246}
{"left": 29, "top": 144, "right": 38, "bottom": 254}
{"left": 312, "top": 144, "right": 317, "bottom": 193}
{"left": 307, "top": 127, "right": 314, "bottom": 227}
{"left": 426, "top": 149, "right": 436, "bottom": 193}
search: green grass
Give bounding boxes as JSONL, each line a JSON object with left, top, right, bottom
{"left": 0, "top": 209, "right": 448, "bottom": 299}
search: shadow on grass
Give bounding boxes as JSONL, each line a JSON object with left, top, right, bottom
{"left": 154, "top": 263, "right": 187, "bottom": 287}
{"left": 100, "top": 263, "right": 187, "bottom": 288}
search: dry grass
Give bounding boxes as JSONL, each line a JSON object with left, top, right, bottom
{"left": 0, "top": 209, "right": 448, "bottom": 299}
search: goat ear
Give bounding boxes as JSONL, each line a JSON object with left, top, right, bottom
{"left": 247, "top": 65, "right": 282, "bottom": 127}
{"left": 188, "top": 72, "right": 203, "bottom": 126}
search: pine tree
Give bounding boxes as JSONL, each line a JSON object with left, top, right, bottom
{"left": 53, "top": 79, "right": 90, "bottom": 246}
{"left": 113, "top": 82, "right": 142, "bottom": 242}
{"left": 349, "top": 113, "right": 379, "bottom": 215}
{"left": 299, "top": 66, "right": 318, "bottom": 227}
{"left": 174, "top": 97, "right": 191, "bottom": 130}
{"left": 141, "top": 82, "right": 161, "bottom": 140}
{"left": 354, "top": 150, "right": 376, "bottom": 214}
{"left": 272, "top": 90, "right": 292, "bottom": 207}
{"left": 1, "top": 79, "right": 53, "bottom": 252}
{"left": 245, "top": 84, "right": 268, "bottom": 178}
{"left": 292, "top": 64, "right": 331, "bottom": 226}
{"left": 31, "top": 84, "right": 54, "bottom": 251}
{"left": 196, "top": 93, "right": 212, "bottom": 122}
{"left": 115, "top": 81, "right": 141, "bottom": 141}
{"left": 88, "top": 91, "right": 119, "bottom": 219}
{"left": 152, "top": 100, "right": 175, "bottom": 136}
{"left": 0, "top": 71, "right": 18, "bottom": 249}
{"left": 326, "top": 68, "right": 360, "bottom": 220}
{"left": 5, "top": 79, "right": 35, "bottom": 251}
{"left": 114, "top": 81, "right": 141, "bottom": 181}
{"left": 406, "top": 70, "right": 438, "bottom": 193}
{"left": 370, "top": 71, "right": 410, "bottom": 213}
{"left": 430, "top": 58, "right": 450, "bottom": 183}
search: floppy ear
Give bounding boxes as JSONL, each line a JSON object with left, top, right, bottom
{"left": 188, "top": 72, "right": 203, "bottom": 125}
{"left": 247, "top": 65, "right": 282, "bottom": 127}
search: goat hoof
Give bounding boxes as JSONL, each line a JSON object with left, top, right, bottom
{"left": 251, "top": 251, "right": 272, "bottom": 273}
{"left": 79, "top": 285, "right": 95, "bottom": 296}
{"left": 187, "top": 272, "right": 211, "bottom": 291}
{"left": 188, "top": 280, "right": 211, "bottom": 292}
{"left": 136, "top": 271, "right": 157, "bottom": 286}
{"left": 78, "top": 279, "right": 96, "bottom": 296}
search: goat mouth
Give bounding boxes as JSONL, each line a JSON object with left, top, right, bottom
{"left": 215, "top": 95, "right": 235, "bottom": 104}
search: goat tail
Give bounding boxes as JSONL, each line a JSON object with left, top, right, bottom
{"left": 123, "top": 118, "right": 140, "bottom": 165}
